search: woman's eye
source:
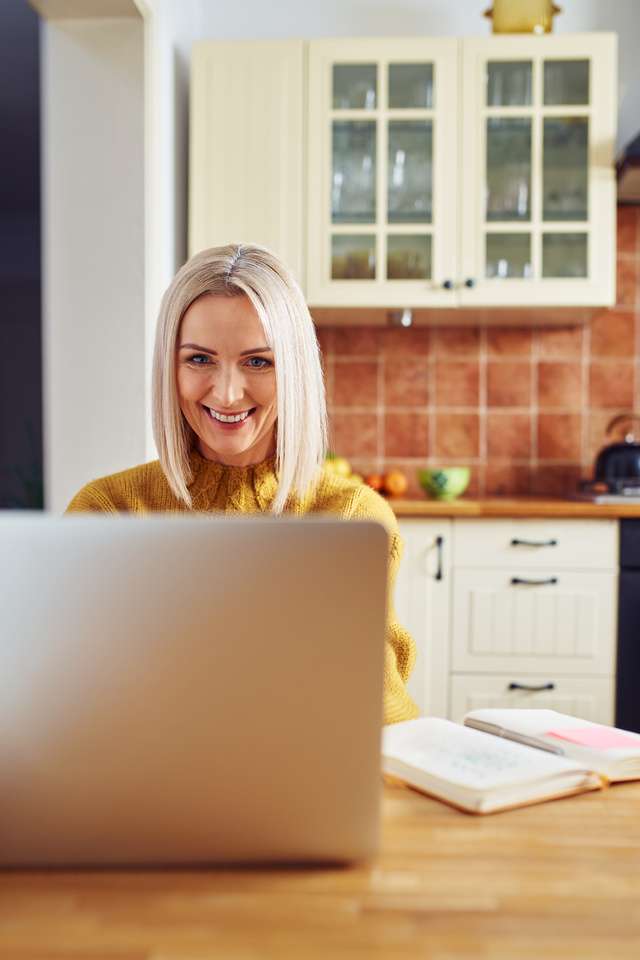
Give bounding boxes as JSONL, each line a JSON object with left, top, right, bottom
{"left": 246, "top": 356, "right": 272, "bottom": 369}
{"left": 187, "top": 354, "right": 211, "bottom": 365}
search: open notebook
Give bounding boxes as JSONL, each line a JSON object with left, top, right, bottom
{"left": 464, "top": 709, "right": 640, "bottom": 783}
{"left": 381, "top": 717, "right": 602, "bottom": 814}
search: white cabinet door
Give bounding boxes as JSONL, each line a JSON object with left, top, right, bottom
{"left": 451, "top": 568, "right": 617, "bottom": 676}
{"left": 307, "top": 38, "right": 459, "bottom": 308}
{"left": 459, "top": 33, "right": 617, "bottom": 307}
{"left": 450, "top": 674, "right": 615, "bottom": 725}
{"left": 396, "top": 520, "right": 451, "bottom": 717}
{"left": 189, "top": 40, "right": 305, "bottom": 284}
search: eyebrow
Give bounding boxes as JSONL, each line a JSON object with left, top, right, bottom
{"left": 179, "top": 343, "right": 272, "bottom": 356}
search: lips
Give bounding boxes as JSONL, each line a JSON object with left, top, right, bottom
{"left": 202, "top": 405, "right": 257, "bottom": 426}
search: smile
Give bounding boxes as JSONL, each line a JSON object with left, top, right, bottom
{"left": 203, "top": 406, "right": 256, "bottom": 423}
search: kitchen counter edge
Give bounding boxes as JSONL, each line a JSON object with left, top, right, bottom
{"left": 388, "top": 496, "right": 640, "bottom": 518}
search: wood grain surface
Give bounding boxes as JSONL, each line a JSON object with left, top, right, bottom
{"left": 2, "top": 781, "right": 639, "bottom": 959}
{"left": 390, "top": 496, "right": 640, "bottom": 518}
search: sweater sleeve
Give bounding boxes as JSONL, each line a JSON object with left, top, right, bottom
{"left": 348, "top": 486, "right": 420, "bottom": 725}
{"left": 65, "top": 481, "right": 119, "bottom": 513}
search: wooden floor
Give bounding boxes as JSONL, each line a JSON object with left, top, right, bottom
{"left": 2, "top": 781, "right": 640, "bottom": 959}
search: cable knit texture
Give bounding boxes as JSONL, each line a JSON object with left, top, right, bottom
{"left": 66, "top": 451, "right": 420, "bottom": 725}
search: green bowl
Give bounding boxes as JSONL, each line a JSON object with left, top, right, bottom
{"left": 417, "top": 467, "right": 470, "bottom": 501}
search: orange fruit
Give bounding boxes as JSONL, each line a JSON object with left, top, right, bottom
{"left": 383, "top": 470, "right": 408, "bottom": 497}
{"left": 364, "top": 473, "right": 384, "bottom": 492}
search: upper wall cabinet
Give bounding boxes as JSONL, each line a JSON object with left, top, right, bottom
{"left": 190, "top": 34, "right": 617, "bottom": 311}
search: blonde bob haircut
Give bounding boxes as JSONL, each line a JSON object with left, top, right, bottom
{"left": 152, "top": 243, "right": 328, "bottom": 514}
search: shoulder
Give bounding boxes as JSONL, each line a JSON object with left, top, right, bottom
{"left": 65, "top": 460, "right": 173, "bottom": 513}
{"left": 311, "top": 470, "right": 400, "bottom": 540}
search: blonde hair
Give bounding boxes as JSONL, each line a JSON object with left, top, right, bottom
{"left": 152, "top": 243, "right": 328, "bottom": 514}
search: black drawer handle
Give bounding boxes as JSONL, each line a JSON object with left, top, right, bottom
{"left": 511, "top": 538, "right": 558, "bottom": 547}
{"left": 508, "top": 682, "right": 556, "bottom": 692}
{"left": 511, "top": 576, "right": 558, "bottom": 586}
{"left": 434, "top": 535, "right": 444, "bottom": 581}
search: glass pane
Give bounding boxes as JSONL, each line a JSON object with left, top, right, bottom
{"left": 331, "top": 235, "right": 376, "bottom": 279}
{"left": 387, "top": 235, "right": 432, "bottom": 280}
{"left": 543, "top": 118, "right": 588, "bottom": 221}
{"left": 542, "top": 233, "right": 588, "bottom": 278}
{"left": 487, "top": 61, "right": 532, "bottom": 107}
{"left": 544, "top": 59, "right": 590, "bottom": 106}
{"left": 388, "top": 63, "right": 434, "bottom": 108}
{"left": 332, "top": 64, "right": 377, "bottom": 109}
{"left": 387, "top": 121, "right": 432, "bottom": 224}
{"left": 332, "top": 121, "right": 376, "bottom": 224}
{"left": 486, "top": 233, "right": 532, "bottom": 279}
{"left": 486, "top": 118, "right": 531, "bottom": 222}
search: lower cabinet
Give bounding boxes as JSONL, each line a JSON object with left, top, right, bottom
{"left": 396, "top": 518, "right": 618, "bottom": 722}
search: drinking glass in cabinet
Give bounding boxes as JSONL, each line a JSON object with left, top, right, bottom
{"left": 542, "top": 233, "right": 588, "bottom": 278}
{"left": 544, "top": 59, "right": 590, "bottom": 106}
{"left": 387, "top": 121, "right": 433, "bottom": 223}
{"left": 331, "top": 235, "right": 376, "bottom": 280}
{"left": 486, "top": 61, "right": 532, "bottom": 107}
{"left": 387, "top": 235, "right": 432, "bottom": 280}
{"left": 485, "top": 233, "right": 532, "bottom": 279}
{"left": 543, "top": 117, "right": 589, "bottom": 221}
{"left": 332, "top": 64, "right": 377, "bottom": 109}
{"left": 388, "top": 63, "right": 434, "bottom": 109}
{"left": 332, "top": 121, "right": 376, "bottom": 223}
{"left": 486, "top": 118, "right": 532, "bottom": 221}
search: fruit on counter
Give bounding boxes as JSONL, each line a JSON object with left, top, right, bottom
{"left": 383, "top": 470, "right": 408, "bottom": 497}
{"left": 324, "top": 452, "right": 352, "bottom": 477}
{"left": 350, "top": 473, "right": 364, "bottom": 484}
{"left": 364, "top": 473, "right": 384, "bottom": 492}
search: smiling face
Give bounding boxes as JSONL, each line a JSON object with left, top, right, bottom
{"left": 176, "top": 293, "right": 277, "bottom": 466}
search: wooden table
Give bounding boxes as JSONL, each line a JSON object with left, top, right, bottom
{"left": 2, "top": 781, "right": 640, "bottom": 959}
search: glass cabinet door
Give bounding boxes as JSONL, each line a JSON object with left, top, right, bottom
{"left": 460, "top": 35, "right": 616, "bottom": 307}
{"left": 307, "top": 38, "right": 458, "bottom": 307}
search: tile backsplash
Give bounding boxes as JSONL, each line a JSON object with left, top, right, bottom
{"left": 317, "top": 207, "right": 640, "bottom": 498}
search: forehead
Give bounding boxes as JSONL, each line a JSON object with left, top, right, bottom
{"left": 179, "top": 293, "right": 266, "bottom": 346}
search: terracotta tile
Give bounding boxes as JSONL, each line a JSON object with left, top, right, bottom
{"left": 485, "top": 462, "right": 532, "bottom": 496}
{"left": 384, "top": 412, "right": 429, "bottom": 458}
{"left": 381, "top": 461, "right": 424, "bottom": 498}
{"left": 487, "top": 413, "right": 532, "bottom": 458}
{"left": 384, "top": 357, "right": 430, "bottom": 407}
{"left": 333, "top": 360, "right": 378, "bottom": 407}
{"left": 314, "top": 326, "right": 334, "bottom": 356}
{"left": 589, "top": 310, "right": 636, "bottom": 357}
{"left": 617, "top": 206, "right": 639, "bottom": 256}
{"left": 530, "top": 464, "right": 582, "bottom": 497}
{"left": 332, "top": 327, "right": 381, "bottom": 356}
{"left": 329, "top": 411, "right": 378, "bottom": 458}
{"left": 616, "top": 257, "right": 640, "bottom": 308}
{"left": 486, "top": 328, "right": 533, "bottom": 357}
{"left": 435, "top": 361, "right": 480, "bottom": 407}
{"left": 432, "top": 327, "right": 480, "bottom": 357}
{"left": 434, "top": 413, "right": 479, "bottom": 459}
{"left": 536, "top": 326, "right": 584, "bottom": 359}
{"left": 589, "top": 362, "right": 635, "bottom": 409}
{"left": 537, "top": 362, "right": 583, "bottom": 410}
{"left": 487, "top": 361, "right": 531, "bottom": 407}
{"left": 537, "top": 414, "right": 582, "bottom": 460}
{"left": 383, "top": 327, "right": 431, "bottom": 356}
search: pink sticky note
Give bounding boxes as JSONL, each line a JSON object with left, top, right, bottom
{"left": 546, "top": 727, "right": 640, "bottom": 751}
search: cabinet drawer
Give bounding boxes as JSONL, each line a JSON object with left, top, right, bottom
{"left": 453, "top": 519, "right": 618, "bottom": 570}
{"left": 450, "top": 674, "right": 614, "bottom": 725}
{"left": 452, "top": 568, "right": 617, "bottom": 675}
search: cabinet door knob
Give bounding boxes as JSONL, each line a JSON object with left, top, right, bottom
{"left": 464, "top": 278, "right": 475, "bottom": 288}
{"left": 511, "top": 576, "right": 558, "bottom": 586}
{"left": 508, "top": 682, "right": 556, "bottom": 692}
{"left": 442, "top": 279, "right": 454, "bottom": 290}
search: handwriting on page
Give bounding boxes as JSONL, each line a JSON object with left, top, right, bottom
{"left": 547, "top": 728, "right": 640, "bottom": 750}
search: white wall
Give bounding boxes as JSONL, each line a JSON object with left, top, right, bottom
{"left": 42, "top": 17, "right": 145, "bottom": 511}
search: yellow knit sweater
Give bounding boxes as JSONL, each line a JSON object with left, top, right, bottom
{"left": 66, "top": 450, "right": 420, "bottom": 725}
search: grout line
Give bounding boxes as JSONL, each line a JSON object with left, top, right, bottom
{"left": 376, "top": 352, "right": 384, "bottom": 472}
{"left": 478, "top": 325, "right": 488, "bottom": 496}
{"left": 581, "top": 317, "right": 591, "bottom": 471}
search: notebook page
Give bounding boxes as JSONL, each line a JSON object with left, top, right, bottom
{"left": 382, "top": 718, "right": 586, "bottom": 792}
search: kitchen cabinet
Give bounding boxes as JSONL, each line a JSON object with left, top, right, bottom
{"left": 396, "top": 517, "right": 618, "bottom": 723}
{"left": 189, "top": 33, "right": 617, "bottom": 312}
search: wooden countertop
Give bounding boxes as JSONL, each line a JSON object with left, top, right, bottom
{"left": 3, "top": 782, "right": 640, "bottom": 959}
{"left": 389, "top": 495, "right": 640, "bottom": 518}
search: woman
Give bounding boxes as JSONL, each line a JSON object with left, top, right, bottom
{"left": 67, "top": 243, "right": 418, "bottom": 724}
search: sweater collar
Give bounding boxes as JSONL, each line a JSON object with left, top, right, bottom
{"left": 187, "top": 447, "right": 279, "bottom": 510}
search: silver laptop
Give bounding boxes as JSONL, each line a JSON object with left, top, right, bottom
{"left": 0, "top": 513, "right": 388, "bottom": 867}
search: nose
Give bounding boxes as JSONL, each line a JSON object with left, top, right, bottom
{"left": 209, "top": 363, "right": 246, "bottom": 409}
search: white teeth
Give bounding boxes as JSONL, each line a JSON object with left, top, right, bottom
{"left": 207, "top": 408, "right": 252, "bottom": 423}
